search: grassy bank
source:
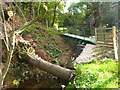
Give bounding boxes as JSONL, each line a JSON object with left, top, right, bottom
{"left": 67, "top": 59, "right": 118, "bottom": 89}
{"left": 118, "top": 34, "right": 120, "bottom": 88}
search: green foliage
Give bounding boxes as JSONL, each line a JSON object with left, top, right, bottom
{"left": 66, "top": 59, "right": 118, "bottom": 89}
{"left": 65, "top": 2, "right": 91, "bottom": 27}
{"left": 23, "top": 24, "right": 41, "bottom": 40}
{"left": 63, "top": 2, "right": 92, "bottom": 36}
{"left": 21, "top": 2, "right": 30, "bottom": 18}
{"left": 66, "top": 27, "right": 83, "bottom": 36}
{"left": 118, "top": 35, "right": 120, "bottom": 86}
{"left": 20, "top": 2, "right": 65, "bottom": 27}
{"left": 37, "top": 2, "right": 65, "bottom": 27}
{"left": 101, "top": 2, "right": 118, "bottom": 27}
{"left": 23, "top": 24, "right": 39, "bottom": 34}
{"left": 64, "top": 2, "right": 118, "bottom": 36}
{"left": 11, "top": 61, "right": 33, "bottom": 83}
{"left": 52, "top": 58, "right": 62, "bottom": 65}
{"left": 47, "top": 27, "right": 60, "bottom": 35}
{"left": 58, "top": 27, "right": 68, "bottom": 33}
{"left": 12, "top": 79, "right": 20, "bottom": 88}
{"left": 44, "top": 43, "right": 62, "bottom": 58}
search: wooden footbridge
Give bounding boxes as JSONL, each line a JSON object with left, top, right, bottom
{"left": 61, "top": 33, "right": 96, "bottom": 44}
{"left": 61, "top": 26, "right": 118, "bottom": 60}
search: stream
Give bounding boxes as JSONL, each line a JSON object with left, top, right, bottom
{"left": 73, "top": 40, "right": 86, "bottom": 58}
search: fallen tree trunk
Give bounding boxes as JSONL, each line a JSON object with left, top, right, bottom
{"left": 21, "top": 53, "right": 75, "bottom": 80}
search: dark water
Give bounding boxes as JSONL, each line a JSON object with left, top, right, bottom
{"left": 73, "top": 40, "right": 86, "bottom": 58}
{"left": 18, "top": 79, "right": 62, "bottom": 89}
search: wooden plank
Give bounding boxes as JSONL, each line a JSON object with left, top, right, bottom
{"left": 97, "top": 41, "right": 113, "bottom": 46}
{"left": 97, "top": 41, "right": 113, "bottom": 44}
{"left": 97, "top": 30, "right": 112, "bottom": 32}
{"left": 96, "top": 44, "right": 113, "bottom": 47}
{"left": 96, "top": 36, "right": 112, "bottom": 39}
{"left": 96, "top": 32, "right": 112, "bottom": 35}
{"left": 97, "top": 43, "right": 113, "bottom": 46}
{"left": 104, "top": 35, "right": 113, "bottom": 37}
{"left": 97, "top": 39, "right": 113, "bottom": 43}
{"left": 97, "top": 34, "right": 113, "bottom": 36}
{"left": 95, "top": 27, "right": 113, "bottom": 30}
{"left": 97, "top": 39, "right": 113, "bottom": 42}
{"left": 95, "top": 28, "right": 97, "bottom": 42}
{"left": 97, "top": 34, "right": 112, "bottom": 37}
{"left": 97, "top": 38, "right": 113, "bottom": 40}
{"left": 112, "top": 26, "right": 118, "bottom": 60}
{"left": 97, "top": 42, "right": 113, "bottom": 45}
{"left": 97, "top": 36, "right": 113, "bottom": 39}
{"left": 97, "top": 38, "right": 112, "bottom": 44}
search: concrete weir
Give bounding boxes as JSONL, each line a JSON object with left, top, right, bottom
{"left": 74, "top": 44, "right": 96, "bottom": 64}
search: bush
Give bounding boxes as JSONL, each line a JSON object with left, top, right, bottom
{"left": 66, "top": 59, "right": 118, "bottom": 89}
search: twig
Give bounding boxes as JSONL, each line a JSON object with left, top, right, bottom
{"left": 0, "top": 2, "right": 41, "bottom": 85}
{"left": 37, "top": 0, "right": 41, "bottom": 15}
{"left": 13, "top": 2, "right": 27, "bottom": 23}
{"left": 15, "top": 16, "right": 40, "bottom": 34}
{"left": 2, "top": 33, "right": 16, "bottom": 85}
{"left": 1, "top": 3, "right": 10, "bottom": 51}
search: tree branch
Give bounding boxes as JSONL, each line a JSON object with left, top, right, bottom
{"left": 15, "top": 16, "right": 40, "bottom": 34}
{"left": 51, "top": 0, "right": 62, "bottom": 27}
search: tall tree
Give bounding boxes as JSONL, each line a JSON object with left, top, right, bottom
{"left": 101, "top": 2, "right": 118, "bottom": 27}
{"left": 29, "top": 2, "right": 34, "bottom": 19}
{"left": 51, "top": 1, "right": 61, "bottom": 27}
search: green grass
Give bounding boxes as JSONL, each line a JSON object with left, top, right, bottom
{"left": 44, "top": 43, "right": 63, "bottom": 58}
{"left": 118, "top": 34, "right": 120, "bottom": 87}
{"left": 23, "top": 24, "right": 41, "bottom": 40}
{"left": 66, "top": 59, "right": 118, "bottom": 89}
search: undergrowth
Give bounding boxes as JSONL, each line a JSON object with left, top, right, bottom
{"left": 66, "top": 59, "right": 118, "bottom": 89}
{"left": 22, "top": 23, "right": 41, "bottom": 40}
{"left": 44, "top": 43, "right": 63, "bottom": 58}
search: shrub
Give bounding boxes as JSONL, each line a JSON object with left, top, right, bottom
{"left": 66, "top": 59, "right": 118, "bottom": 89}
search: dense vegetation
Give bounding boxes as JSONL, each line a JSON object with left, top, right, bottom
{"left": 67, "top": 59, "right": 118, "bottom": 89}
{"left": 0, "top": 1, "right": 119, "bottom": 89}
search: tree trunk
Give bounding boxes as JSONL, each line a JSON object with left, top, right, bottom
{"left": 92, "top": 2, "right": 102, "bottom": 27}
{"left": 13, "top": 2, "right": 21, "bottom": 13}
{"left": 51, "top": 1, "right": 61, "bottom": 27}
{"left": 51, "top": 4, "right": 57, "bottom": 27}
{"left": 21, "top": 53, "right": 75, "bottom": 80}
{"left": 29, "top": 2, "right": 34, "bottom": 19}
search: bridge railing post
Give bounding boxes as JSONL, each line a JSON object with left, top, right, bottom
{"left": 95, "top": 26, "right": 118, "bottom": 60}
{"left": 112, "top": 26, "right": 118, "bottom": 60}
{"left": 95, "top": 28, "right": 97, "bottom": 44}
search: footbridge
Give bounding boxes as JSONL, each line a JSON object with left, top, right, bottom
{"left": 61, "top": 33, "right": 96, "bottom": 44}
